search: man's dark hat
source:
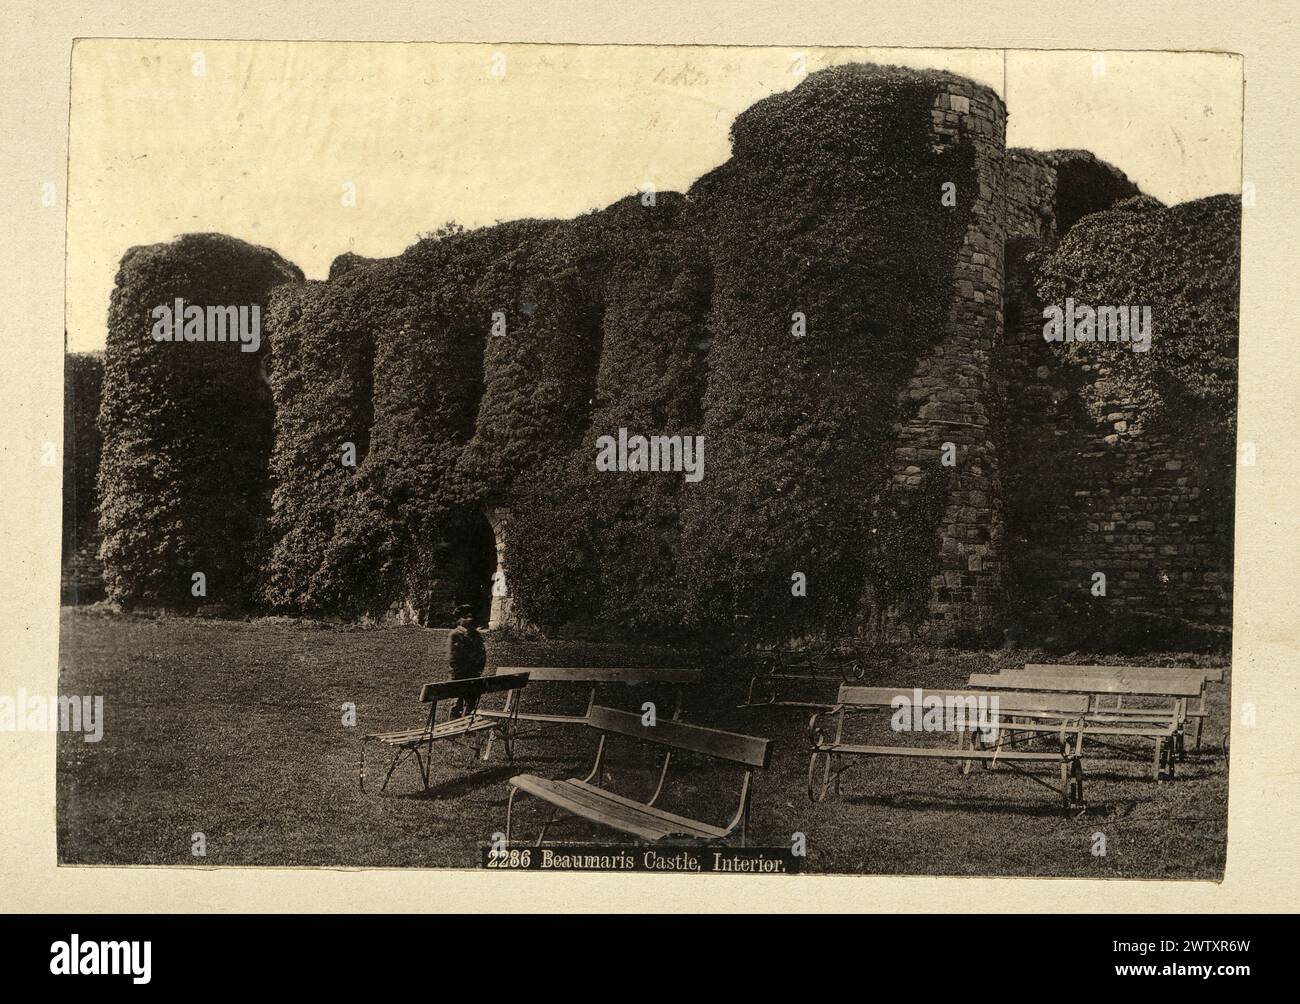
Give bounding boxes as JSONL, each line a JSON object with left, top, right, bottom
{"left": 452, "top": 603, "right": 473, "bottom": 619}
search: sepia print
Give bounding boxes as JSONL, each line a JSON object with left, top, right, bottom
{"left": 55, "top": 42, "right": 1241, "bottom": 877}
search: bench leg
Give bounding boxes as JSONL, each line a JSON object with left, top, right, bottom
{"left": 505, "top": 785, "right": 522, "bottom": 844}
{"left": 416, "top": 747, "right": 432, "bottom": 790}
{"left": 981, "top": 727, "right": 997, "bottom": 770}
{"left": 961, "top": 729, "right": 984, "bottom": 775}
{"left": 1195, "top": 716, "right": 1204, "bottom": 752}
{"left": 484, "top": 720, "right": 516, "bottom": 763}
{"left": 504, "top": 786, "right": 562, "bottom": 848}
{"left": 482, "top": 701, "right": 517, "bottom": 762}
{"left": 1151, "top": 736, "right": 1176, "bottom": 782}
{"left": 1064, "top": 759, "right": 1085, "bottom": 814}
{"left": 535, "top": 806, "right": 562, "bottom": 848}
{"left": 380, "top": 750, "right": 404, "bottom": 793}
{"left": 807, "top": 750, "right": 833, "bottom": 803}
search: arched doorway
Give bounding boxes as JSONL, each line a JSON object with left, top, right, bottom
{"left": 427, "top": 510, "right": 496, "bottom": 628}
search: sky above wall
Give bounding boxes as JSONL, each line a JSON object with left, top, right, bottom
{"left": 65, "top": 42, "right": 1243, "bottom": 352}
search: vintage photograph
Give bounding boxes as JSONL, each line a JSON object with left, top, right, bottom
{"left": 56, "top": 41, "right": 1241, "bottom": 877}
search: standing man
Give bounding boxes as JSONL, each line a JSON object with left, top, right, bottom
{"left": 446, "top": 603, "right": 486, "bottom": 718}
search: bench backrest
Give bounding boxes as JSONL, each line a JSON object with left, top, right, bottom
{"left": 587, "top": 705, "right": 771, "bottom": 768}
{"left": 835, "top": 685, "right": 1089, "bottom": 716}
{"left": 968, "top": 673, "right": 1203, "bottom": 698}
{"left": 1017, "top": 663, "right": 1224, "bottom": 684}
{"left": 418, "top": 673, "right": 530, "bottom": 704}
{"left": 495, "top": 666, "right": 700, "bottom": 685}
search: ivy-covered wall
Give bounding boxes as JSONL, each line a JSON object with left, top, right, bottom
{"left": 677, "top": 64, "right": 977, "bottom": 644}
{"left": 85, "top": 63, "right": 1239, "bottom": 650}
{"left": 261, "top": 269, "right": 383, "bottom": 617}
{"left": 97, "top": 233, "right": 301, "bottom": 610}
{"left": 506, "top": 194, "right": 711, "bottom": 634}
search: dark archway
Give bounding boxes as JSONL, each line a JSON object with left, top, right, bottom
{"left": 428, "top": 511, "right": 496, "bottom": 628}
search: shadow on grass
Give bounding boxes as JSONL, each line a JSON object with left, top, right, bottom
{"left": 391, "top": 764, "right": 524, "bottom": 801}
{"left": 833, "top": 791, "right": 1111, "bottom": 819}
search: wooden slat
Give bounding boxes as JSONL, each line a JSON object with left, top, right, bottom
{"left": 495, "top": 666, "right": 700, "bottom": 684}
{"left": 511, "top": 775, "right": 672, "bottom": 841}
{"left": 587, "top": 705, "right": 771, "bottom": 767}
{"left": 566, "top": 781, "right": 728, "bottom": 838}
{"left": 825, "top": 743, "right": 1065, "bottom": 762}
{"left": 968, "top": 673, "right": 1204, "bottom": 697}
{"left": 1079, "top": 723, "right": 1178, "bottom": 738}
{"left": 835, "top": 685, "right": 1089, "bottom": 715}
{"left": 1086, "top": 712, "right": 1179, "bottom": 726}
{"left": 418, "top": 672, "right": 530, "bottom": 703}
{"left": 477, "top": 709, "right": 586, "bottom": 725}
{"left": 1020, "top": 663, "right": 1224, "bottom": 684}
{"left": 509, "top": 775, "right": 723, "bottom": 840}
{"left": 972, "top": 676, "right": 1201, "bottom": 697}
{"left": 366, "top": 717, "right": 497, "bottom": 746}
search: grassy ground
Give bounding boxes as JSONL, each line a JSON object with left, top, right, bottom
{"left": 57, "top": 608, "right": 1229, "bottom": 877}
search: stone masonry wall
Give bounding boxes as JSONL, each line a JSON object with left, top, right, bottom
{"left": 1006, "top": 149, "right": 1058, "bottom": 241}
{"left": 999, "top": 227, "right": 1233, "bottom": 636}
{"left": 887, "top": 79, "right": 1008, "bottom": 640}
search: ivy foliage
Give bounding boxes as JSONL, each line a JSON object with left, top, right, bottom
{"left": 97, "top": 233, "right": 301, "bottom": 609}
{"left": 677, "top": 64, "right": 977, "bottom": 644}
{"left": 1034, "top": 194, "right": 1240, "bottom": 433}
{"left": 505, "top": 194, "right": 712, "bottom": 633}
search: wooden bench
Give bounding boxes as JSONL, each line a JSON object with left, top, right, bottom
{"left": 1007, "top": 664, "right": 1224, "bottom": 752}
{"left": 743, "top": 644, "right": 867, "bottom": 708}
{"left": 968, "top": 672, "right": 1202, "bottom": 781}
{"left": 807, "top": 686, "right": 1090, "bottom": 812}
{"left": 477, "top": 666, "right": 700, "bottom": 759}
{"left": 985, "top": 669, "right": 1207, "bottom": 752}
{"left": 505, "top": 705, "right": 772, "bottom": 846}
{"left": 358, "top": 673, "right": 529, "bottom": 793}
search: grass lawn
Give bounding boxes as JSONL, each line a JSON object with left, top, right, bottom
{"left": 57, "top": 608, "right": 1229, "bottom": 878}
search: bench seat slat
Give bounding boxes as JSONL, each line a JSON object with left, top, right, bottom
{"left": 366, "top": 717, "right": 497, "bottom": 746}
{"left": 565, "top": 781, "right": 728, "bottom": 838}
{"left": 1078, "top": 723, "right": 1178, "bottom": 738}
{"left": 509, "top": 775, "right": 726, "bottom": 841}
{"left": 835, "top": 686, "right": 1090, "bottom": 715}
{"left": 822, "top": 743, "right": 1065, "bottom": 762}
{"left": 1086, "top": 710, "right": 1206, "bottom": 723}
